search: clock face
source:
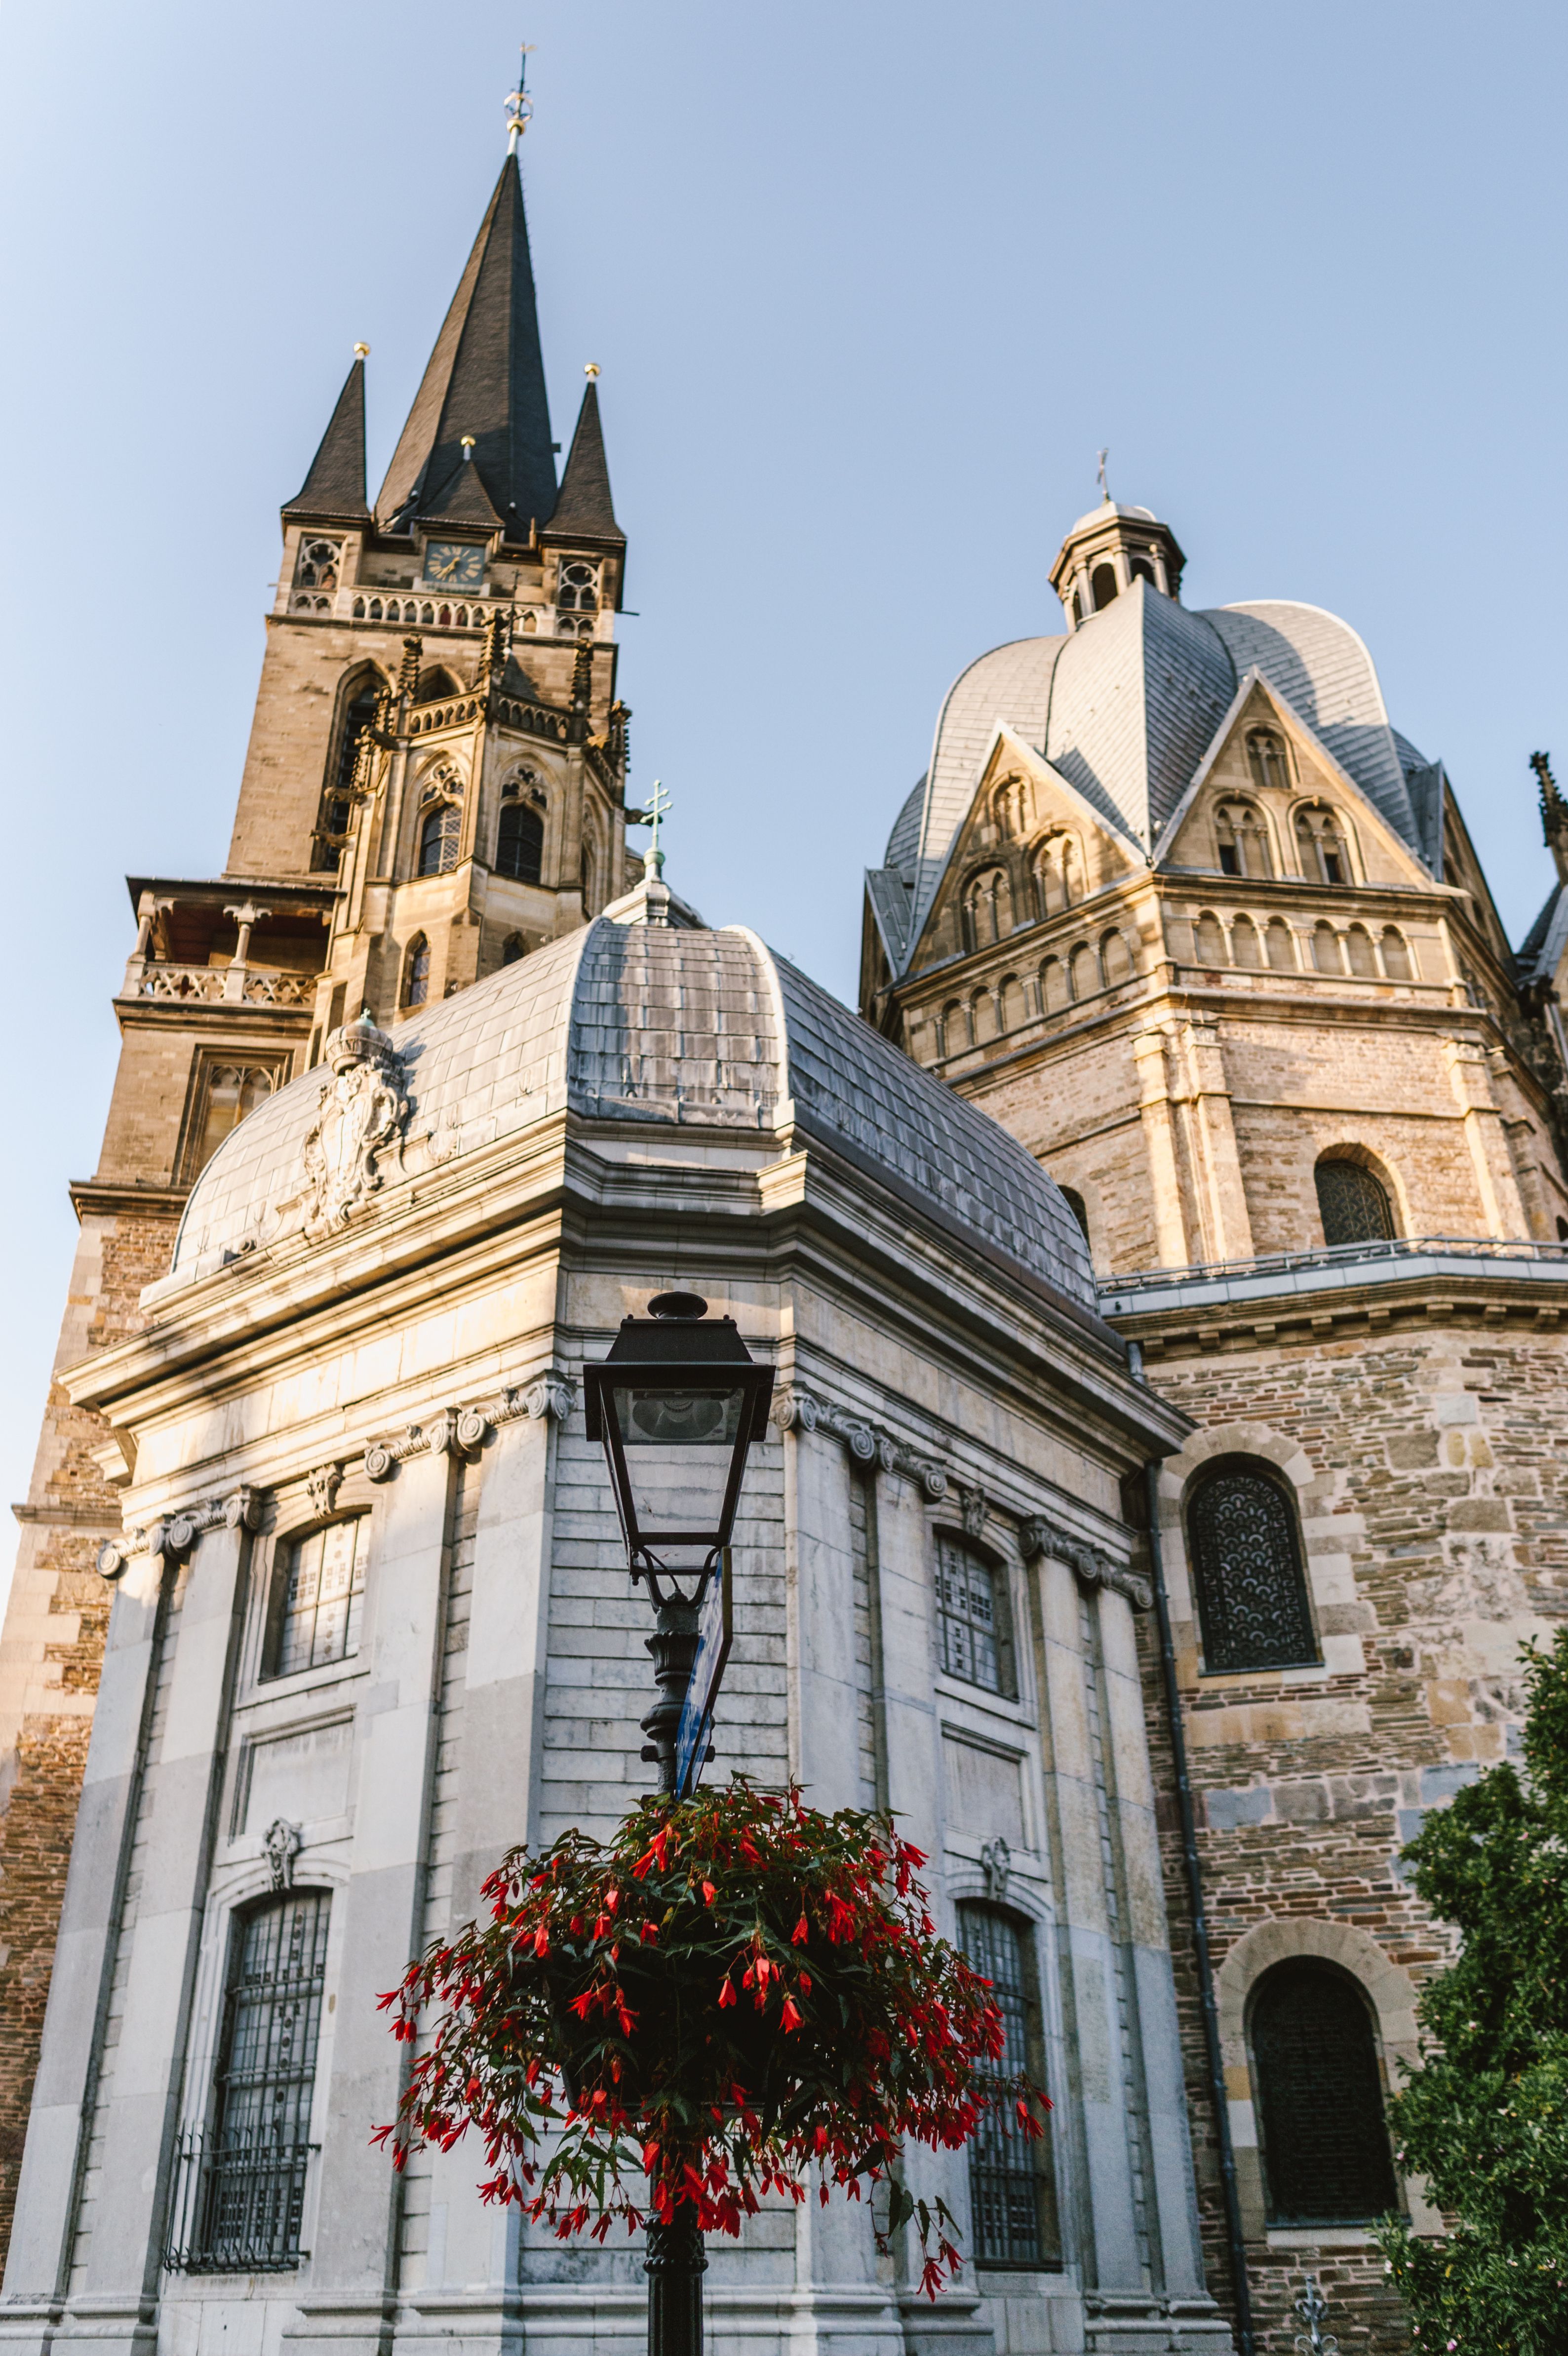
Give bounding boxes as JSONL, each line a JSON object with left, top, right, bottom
{"left": 425, "top": 541, "right": 487, "bottom": 589}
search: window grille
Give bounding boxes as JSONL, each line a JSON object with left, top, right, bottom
{"left": 936, "top": 1536, "right": 1010, "bottom": 1695}
{"left": 1316, "top": 1158, "right": 1395, "bottom": 1247}
{"left": 1252, "top": 1962, "right": 1397, "bottom": 2225}
{"left": 166, "top": 1891, "right": 330, "bottom": 2272}
{"left": 556, "top": 558, "right": 599, "bottom": 612}
{"left": 1187, "top": 1462, "right": 1316, "bottom": 1674}
{"left": 419, "top": 803, "right": 462, "bottom": 876}
{"left": 267, "top": 1518, "right": 365, "bottom": 1679}
{"left": 957, "top": 1906, "right": 1058, "bottom": 2266}
{"left": 497, "top": 797, "right": 544, "bottom": 883}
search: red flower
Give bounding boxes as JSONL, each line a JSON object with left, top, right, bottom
{"left": 792, "top": 1910, "right": 810, "bottom": 1945}
{"left": 718, "top": 1975, "right": 737, "bottom": 2008}
{"left": 780, "top": 1998, "right": 802, "bottom": 2033}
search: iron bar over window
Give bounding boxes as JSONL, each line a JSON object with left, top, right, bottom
{"left": 166, "top": 1891, "right": 330, "bottom": 2271}
{"left": 1315, "top": 1158, "right": 1395, "bottom": 1247}
{"left": 1252, "top": 1962, "right": 1397, "bottom": 2225}
{"left": 936, "top": 1535, "right": 1011, "bottom": 1695}
{"left": 958, "top": 1906, "right": 1058, "bottom": 2265}
{"left": 1187, "top": 1462, "right": 1316, "bottom": 1674}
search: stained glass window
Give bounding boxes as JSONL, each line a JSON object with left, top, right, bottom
{"left": 268, "top": 1519, "right": 366, "bottom": 1679}
{"left": 1187, "top": 1462, "right": 1316, "bottom": 1674}
{"left": 1316, "top": 1158, "right": 1395, "bottom": 1246}
{"left": 404, "top": 936, "right": 430, "bottom": 1008}
{"left": 957, "top": 1907, "right": 1058, "bottom": 2265}
{"left": 1252, "top": 1962, "right": 1397, "bottom": 2225}
{"left": 936, "top": 1536, "right": 1011, "bottom": 1694}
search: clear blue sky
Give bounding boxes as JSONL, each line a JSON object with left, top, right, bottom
{"left": 2, "top": 0, "right": 1566, "bottom": 1575}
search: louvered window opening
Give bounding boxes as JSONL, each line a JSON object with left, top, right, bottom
{"left": 958, "top": 1907, "right": 1058, "bottom": 2266}
{"left": 1252, "top": 1963, "right": 1398, "bottom": 2225}
{"left": 267, "top": 1518, "right": 365, "bottom": 1679}
{"left": 1316, "top": 1158, "right": 1395, "bottom": 1247}
{"left": 937, "top": 1536, "right": 1009, "bottom": 1694}
{"left": 1188, "top": 1465, "right": 1317, "bottom": 1674}
{"left": 166, "top": 1891, "right": 330, "bottom": 2272}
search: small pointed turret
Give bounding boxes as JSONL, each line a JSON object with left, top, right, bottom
{"left": 376, "top": 156, "right": 556, "bottom": 542}
{"left": 545, "top": 372, "right": 625, "bottom": 552}
{"left": 283, "top": 353, "right": 370, "bottom": 522}
{"left": 1532, "top": 751, "right": 1568, "bottom": 885}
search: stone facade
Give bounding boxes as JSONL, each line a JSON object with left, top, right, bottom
{"left": 864, "top": 495, "right": 1568, "bottom": 2352}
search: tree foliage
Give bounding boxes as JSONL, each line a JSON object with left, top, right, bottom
{"left": 376, "top": 1777, "right": 1045, "bottom": 2297}
{"left": 1374, "top": 1631, "right": 1568, "bottom": 2354}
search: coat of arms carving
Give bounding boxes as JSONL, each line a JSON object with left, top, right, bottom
{"left": 298, "top": 1012, "right": 409, "bottom": 1239}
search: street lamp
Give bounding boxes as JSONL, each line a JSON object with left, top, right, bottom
{"left": 583, "top": 1289, "right": 772, "bottom": 1792}
{"left": 583, "top": 1289, "right": 773, "bottom": 2356}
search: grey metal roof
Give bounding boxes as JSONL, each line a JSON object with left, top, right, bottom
{"left": 546, "top": 378, "right": 624, "bottom": 548}
{"left": 902, "top": 637, "right": 1065, "bottom": 946}
{"left": 172, "top": 914, "right": 1096, "bottom": 1309}
{"left": 283, "top": 357, "right": 370, "bottom": 522}
{"left": 1045, "top": 582, "right": 1236, "bottom": 850}
{"left": 1518, "top": 881, "right": 1568, "bottom": 986}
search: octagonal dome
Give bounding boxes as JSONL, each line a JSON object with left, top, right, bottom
{"left": 171, "top": 909, "right": 1097, "bottom": 1310}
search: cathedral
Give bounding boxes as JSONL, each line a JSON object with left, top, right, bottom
{"left": 2, "top": 116, "right": 1567, "bottom": 2356}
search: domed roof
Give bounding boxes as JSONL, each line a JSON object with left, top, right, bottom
{"left": 172, "top": 909, "right": 1097, "bottom": 1311}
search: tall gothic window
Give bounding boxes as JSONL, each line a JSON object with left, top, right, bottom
{"left": 1251, "top": 1962, "right": 1397, "bottom": 2225}
{"left": 174, "top": 1890, "right": 332, "bottom": 2272}
{"left": 935, "top": 1535, "right": 1013, "bottom": 1695}
{"left": 419, "top": 803, "right": 462, "bottom": 877}
{"left": 1186, "top": 1459, "right": 1316, "bottom": 1674}
{"left": 264, "top": 1518, "right": 367, "bottom": 1680}
{"left": 956, "top": 1907, "right": 1058, "bottom": 2266}
{"left": 1315, "top": 1157, "right": 1395, "bottom": 1246}
{"left": 314, "top": 685, "right": 379, "bottom": 873}
{"left": 496, "top": 795, "right": 545, "bottom": 883}
{"left": 179, "top": 1055, "right": 287, "bottom": 1183}
{"left": 403, "top": 935, "right": 431, "bottom": 1008}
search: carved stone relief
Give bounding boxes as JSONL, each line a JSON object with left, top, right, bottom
{"left": 294, "top": 1013, "right": 409, "bottom": 1241}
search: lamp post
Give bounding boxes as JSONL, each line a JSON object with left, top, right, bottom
{"left": 583, "top": 1289, "right": 773, "bottom": 2356}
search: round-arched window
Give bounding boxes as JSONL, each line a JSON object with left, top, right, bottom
{"left": 1186, "top": 1459, "right": 1317, "bottom": 1674}
{"left": 1251, "top": 1962, "right": 1397, "bottom": 2225}
{"left": 1316, "top": 1157, "right": 1395, "bottom": 1247}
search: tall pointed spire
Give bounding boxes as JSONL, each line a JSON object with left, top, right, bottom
{"left": 544, "top": 370, "right": 625, "bottom": 551}
{"left": 283, "top": 353, "right": 370, "bottom": 522}
{"left": 376, "top": 157, "right": 556, "bottom": 541}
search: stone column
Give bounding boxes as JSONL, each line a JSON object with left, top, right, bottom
{"left": 285, "top": 1450, "right": 454, "bottom": 2356}
{"left": 1177, "top": 1020, "right": 1254, "bottom": 1265}
{"left": 0, "top": 1546, "right": 173, "bottom": 2325}
{"left": 1133, "top": 1029, "right": 1191, "bottom": 1269}
{"left": 67, "top": 1516, "right": 250, "bottom": 2336}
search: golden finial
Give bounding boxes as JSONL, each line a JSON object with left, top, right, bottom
{"left": 460, "top": 434, "right": 476, "bottom": 460}
{"left": 354, "top": 342, "right": 370, "bottom": 358}
{"left": 505, "top": 41, "right": 536, "bottom": 154}
{"left": 585, "top": 361, "right": 600, "bottom": 379}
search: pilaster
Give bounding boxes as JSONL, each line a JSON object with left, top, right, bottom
{"left": 1132, "top": 1031, "right": 1189, "bottom": 1270}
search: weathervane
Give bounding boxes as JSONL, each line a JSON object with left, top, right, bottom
{"left": 505, "top": 42, "right": 536, "bottom": 153}
{"left": 1097, "top": 447, "right": 1111, "bottom": 503}
{"left": 638, "top": 780, "right": 671, "bottom": 878}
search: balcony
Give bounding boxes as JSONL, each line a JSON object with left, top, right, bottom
{"left": 1098, "top": 1233, "right": 1568, "bottom": 1320}
{"left": 125, "top": 961, "right": 317, "bottom": 1009}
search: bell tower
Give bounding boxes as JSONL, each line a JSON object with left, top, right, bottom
{"left": 1048, "top": 497, "right": 1186, "bottom": 628}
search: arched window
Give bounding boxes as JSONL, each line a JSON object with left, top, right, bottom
{"left": 1296, "top": 803, "right": 1350, "bottom": 885}
{"left": 185, "top": 1060, "right": 283, "bottom": 1182}
{"left": 293, "top": 536, "right": 341, "bottom": 595}
{"left": 496, "top": 796, "right": 544, "bottom": 883}
{"left": 938, "top": 999, "right": 968, "bottom": 1058}
{"left": 1215, "top": 797, "right": 1272, "bottom": 878}
{"left": 1380, "top": 927, "right": 1413, "bottom": 981}
{"left": 178, "top": 1890, "right": 332, "bottom": 2270}
{"left": 1231, "top": 915, "right": 1262, "bottom": 969}
{"left": 972, "top": 988, "right": 998, "bottom": 1046}
{"left": 419, "top": 804, "right": 461, "bottom": 877}
{"left": 1346, "top": 923, "right": 1377, "bottom": 977}
{"left": 1090, "top": 561, "right": 1118, "bottom": 611}
{"left": 1312, "top": 922, "right": 1342, "bottom": 974}
{"left": 1033, "top": 834, "right": 1079, "bottom": 918}
{"left": 1251, "top": 1962, "right": 1397, "bottom": 2226}
{"left": 998, "top": 974, "right": 1026, "bottom": 1030}
{"left": 1041, "top": 957, "right": 1068, "bottom": 1014}
{"left": 1315, "top": 1156, "right": 1395, "bottom": 1246}
{"left": 1194, "top": 911, "right": 1228, "bottom": 966}
{"left": 582, "top": 843, "right": 598, "bottom": 915}
{"left": 1130, "top": 555, "right": 1155, "bottom": 586}
{"left": 956, "top": 1906, "right": 1058, "bottom": 2264}
{"left": 1101, "top": 929, "right": 1132, "bottom": 985}
{"left": 1059, "top": 1185, "right": 1090, "bottom": 1243}
{"left": 963, "top": 867, "right": 1011, "bottom": 952}
{"left": 1265, "top": 917, "right": 1295, "bottom": 971}
{"left": 1068, "top": 942, "right": 1097, "bottom": 1001}
{"left": 935, "top": 1533, "right": 1014, "bottom": 1696}
{"left": 414, "top": 665, "right": 462, "bottom": 703}
{"left": 314, "top": 683, "right": 380, "bottom": 873}
{"left": 265, "top": 1517, "right": 368, "bottom": 1679}
{"left": 403, "top": 935, "right": 431, "bottom": 1008}
{"left": 1186, "top": 1458, "right": 1317, "bottom": 1673}
{"left": 556, "top": 557, "right": 600, "bottom": 612}
{"left": 501, "top": 932, "right": 528, "bottom": 967}
{"left": 1245, "top": 729, "right": 1290, "bottom": 794}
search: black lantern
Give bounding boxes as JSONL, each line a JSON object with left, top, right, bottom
{"left": 583, "top": 1291, "right": 773, "bottom": 1600}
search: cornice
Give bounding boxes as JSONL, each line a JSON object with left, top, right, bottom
{"left": 70, "top": 1181, "right": 189, "bottom": 1223}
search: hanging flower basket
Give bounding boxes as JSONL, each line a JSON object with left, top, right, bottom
{"left": 377, "top": 1777, "right": 1046, "bottom": 2295}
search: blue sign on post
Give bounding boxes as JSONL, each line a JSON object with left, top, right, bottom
{"left": 674, "top": 1550, "right": 733, "bottom": 1800}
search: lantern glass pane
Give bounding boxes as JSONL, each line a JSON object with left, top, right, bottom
{"left": 612, "top": 1383, "right": 746, "bottom": 1547}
